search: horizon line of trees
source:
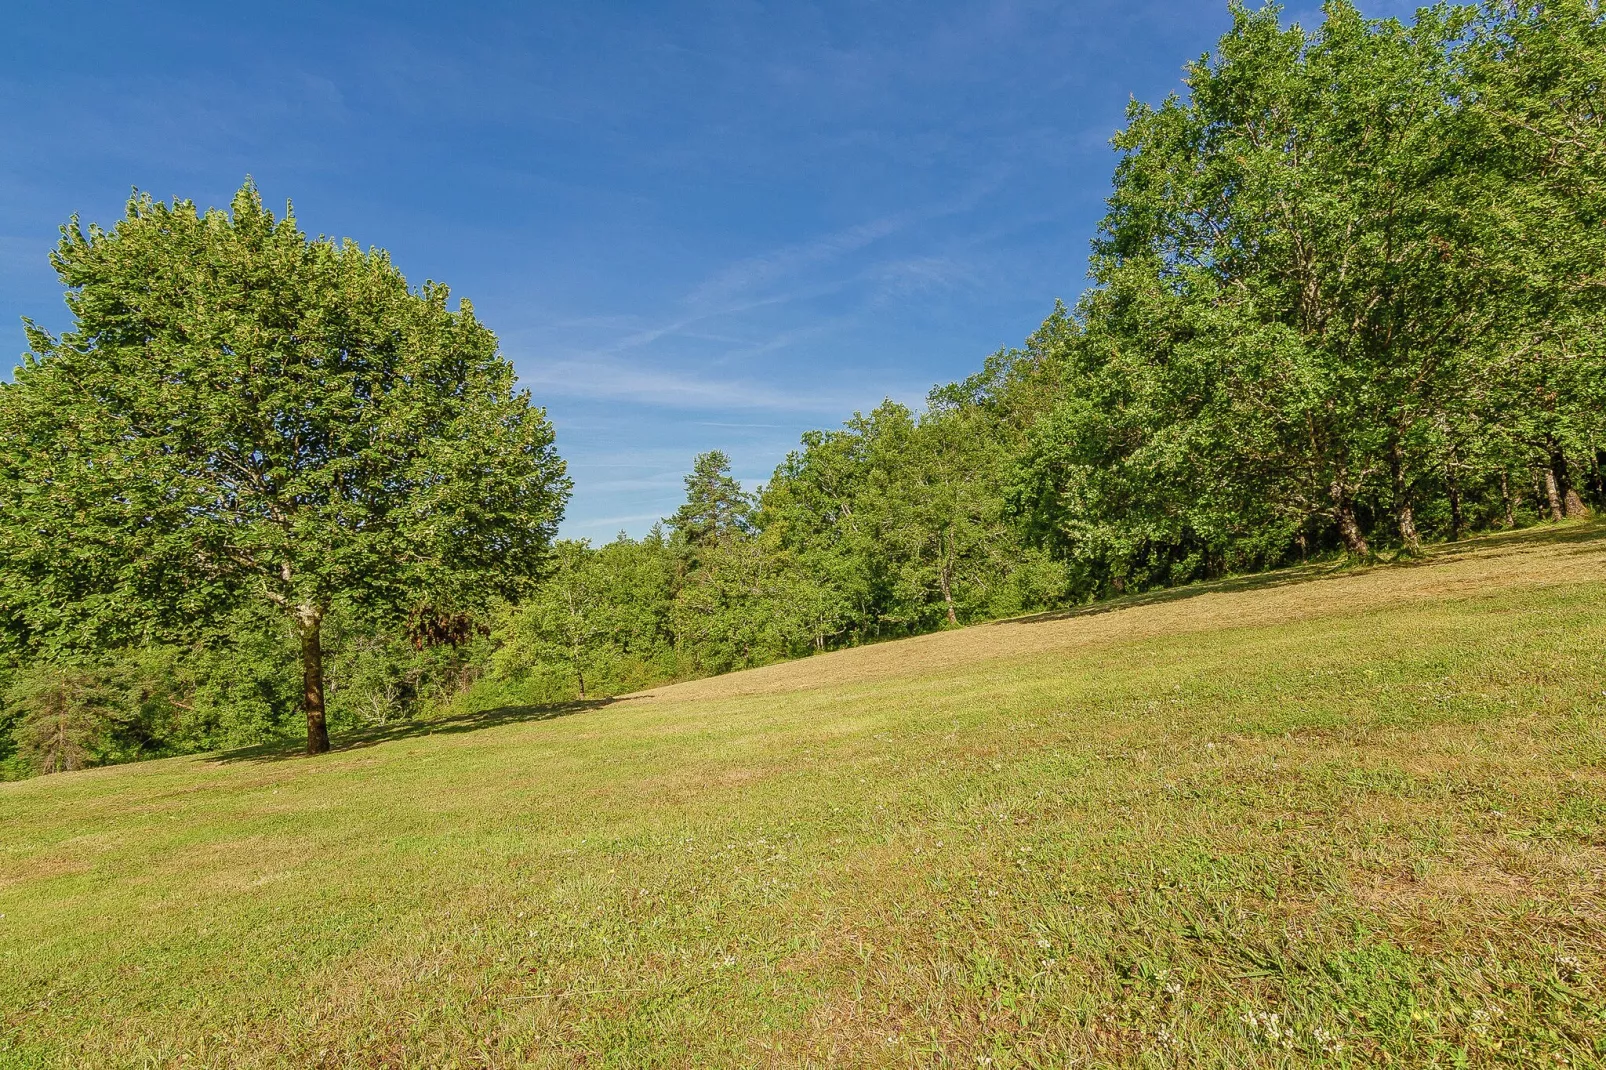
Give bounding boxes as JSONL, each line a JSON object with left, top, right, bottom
{"left": 2, "top": 0, "right": 1602, "bottom": 777}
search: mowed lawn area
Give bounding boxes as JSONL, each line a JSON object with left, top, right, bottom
{"left": 3, "top": 526, "right": 1605, "bottom": 1068}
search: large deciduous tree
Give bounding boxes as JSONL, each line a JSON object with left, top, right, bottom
{"left": 1460, "top": 0, "right": 1606, "bottom": 522}
{"left": 0, "top": 182, "right": 570, "bottom": 754}
{"left": 1022, "top": 1, "right": 1512, "bottom": 568}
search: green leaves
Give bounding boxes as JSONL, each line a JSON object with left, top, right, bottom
{"left": 0, "top": 180, "right": 570, "bottom": 750}
{"left": 1021, "top": 0, "right": 1606, "bottom": 576}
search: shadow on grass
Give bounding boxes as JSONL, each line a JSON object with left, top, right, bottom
{"left": 998, "top": 519, "right": 1606, "bottom": 627}
{"left": 212, "top": 697, "right": 621, "bottom": 764}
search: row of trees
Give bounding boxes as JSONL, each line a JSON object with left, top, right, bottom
{"left": 502, "top": 393, "right": 1067, "bottom": 700}
{"left": 486, "top": 0, "right": 1606, "bottom": 701}
{"left": 1012, "top": 0, "right": 1606, "bottom": 585}
{"left": 2, "top": 0, "right": 1602, "bottom": 774}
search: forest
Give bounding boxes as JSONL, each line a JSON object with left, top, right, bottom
{"left": 1, "top": 0, "right": 1602, "bottom": 777}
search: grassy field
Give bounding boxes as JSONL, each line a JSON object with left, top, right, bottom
{"left": 3, "top": 525, "right": 1605, "bottom": 1068}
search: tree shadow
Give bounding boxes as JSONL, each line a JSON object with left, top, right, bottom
{"left": 1397, "top": 518, "right": 1605, "bottom": 563}
{"left": 212, "top": 697, "right": 622, "bottom": 764}
{"left": 997, "top": 520, "right": 1605, "bottom": 627}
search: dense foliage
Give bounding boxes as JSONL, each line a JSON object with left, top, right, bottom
{"left": 2, "top": 0, "right": 1602, "bottom": 776}
{"left": 0, "top": 183, "right": 568, "bottom": 763}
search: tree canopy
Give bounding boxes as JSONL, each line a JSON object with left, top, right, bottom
{"left": 0, "top": 181, "right": 570, "bottom": 754}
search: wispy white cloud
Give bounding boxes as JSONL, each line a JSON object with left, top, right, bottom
{"left": 580, "top": 512, "right": 670, "bottom": 527}
{"left": 559, "top": 181, "right": 1004, "bottom": 370}
{"left": 685, "top": 213, "right": 908, "bottom": 310}
{"left": 560, "top": 512, "right": 670, "bottom": 540}
{"left": 523, "top": 355, "right": 867, "bottom": 413}
{"left": 582, "top": 471, "right": 691, "bottom": 493}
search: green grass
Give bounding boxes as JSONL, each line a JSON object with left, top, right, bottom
{"left": 4, "top": 525, "right": 1606, "bottom": 1068}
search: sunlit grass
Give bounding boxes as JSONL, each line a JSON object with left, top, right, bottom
{"left": 3, "top": 525, "right": 1605, "bottom": 1067}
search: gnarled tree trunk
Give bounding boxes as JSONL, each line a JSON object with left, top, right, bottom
{"left": 1330, "top": 478, "right": 1370, "bottom": 558}
{"left": 1336, "top": 507, "right": 1370, "bottom": 558}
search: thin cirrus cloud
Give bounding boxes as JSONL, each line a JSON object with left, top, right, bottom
{"left": 570, "top": 210, "right": 947, "bottom": 363}
{"left": 525, "top": 186, "right": 1001, "bottom": 425}
{"left": 516, "top": 201, "right": 979, "bottom": 427}
{"left": 522, "top": 356, "right": 870, "bottom": 415}
{"left": 684, "top": 212, "right": 911, "bottom": 311}
{"left": 685, "top": 182, "right": 1000, "bottom": 310}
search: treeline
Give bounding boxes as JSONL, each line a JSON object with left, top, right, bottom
{"left": 506, "top": 0, "right": 1606, "bottom": 696}
{"left": 497, "top": 367, "right": 1072, "bottom": 701}
{"left": 1013, "top": 0, "right": 1606, "bottom": 579}
{"left": 2, "top": 0, "right": 1603, "bottom": 775}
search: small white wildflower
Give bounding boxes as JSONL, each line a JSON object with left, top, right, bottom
{"left": 1165, "top": 981, "right": 1183, "bottom": 996}
{"left": 1242, "top": 1010, "right": 1295, "bottom": 1049}
{"left": 1036, "top": 938, "right": 1051, "bottom": 950}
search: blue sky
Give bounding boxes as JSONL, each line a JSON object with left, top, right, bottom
{"left": 1, "top": 0, "right": 1414, "bottom": 541}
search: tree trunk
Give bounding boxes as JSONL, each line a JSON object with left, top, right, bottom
{"left": 1565, "top": 485, "right": 1588, "bottom": 518}
{"left": 1499, "top": 471, "right": 1515, "bottom": 529}
{"left": 938, "top": 567, "right": 958, "bottom": 626}
{"left": 1544, "top": 465, "right": 1566, "bottom": 522}
{"left": 576, "top": 665, "right": 586, "bottom": 701}
{"left": 299, "top": 607, "right": 330, "bottom": 755}
{"left": 1397, "top": 503, "right": 1421, "bottom": 555}
{"left": 1561, "top": 458, "right": 1587, "bottom": 517}
{"left": 1336, "top": 506, "right": 1370, "bottom": 558}
{"left": 937, "top": 532, "right": 958, "bottom": 626}
{"left": 1444, "top": 447, "right": 1463, "bottom": 541}
{"left": 1541, "top": 446, "right": 1580, "bottom": 517}
{"left": 1390, "top": 446, "right": 1421, "bottom": 555}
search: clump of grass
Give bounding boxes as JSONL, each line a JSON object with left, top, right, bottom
{"left": 3, "top": 524, "right": 1605, "bottom": 1067}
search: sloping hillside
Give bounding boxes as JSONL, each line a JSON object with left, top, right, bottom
{"left": 4, "top": 525, "right": 1604, "bottom": 1067}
